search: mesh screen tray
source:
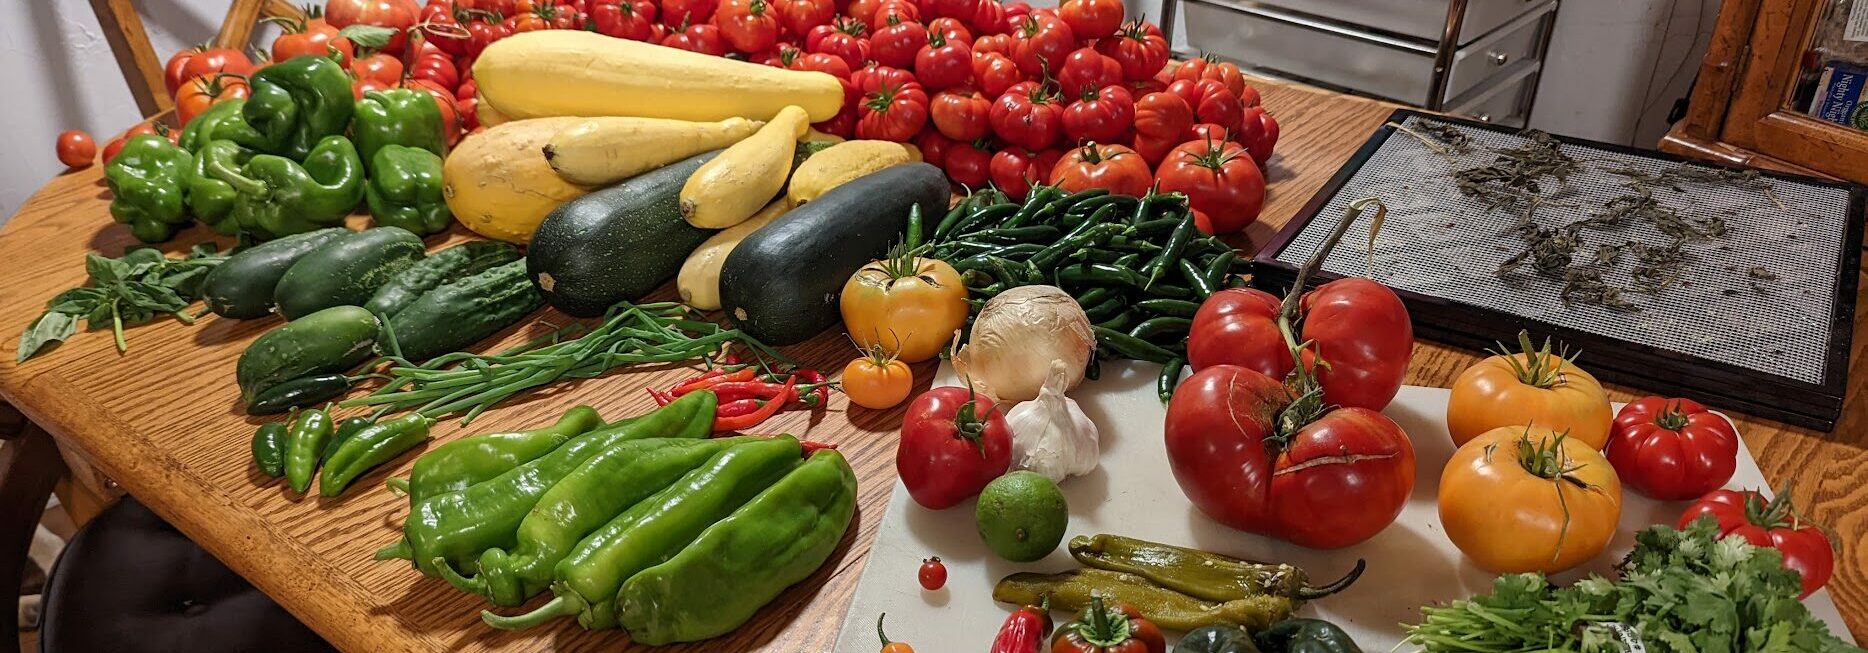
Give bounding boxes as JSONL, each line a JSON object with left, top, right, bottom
{"left": 1254, "top": 109, "right": 1863, "bottom": 430}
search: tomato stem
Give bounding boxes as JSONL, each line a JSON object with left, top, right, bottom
{"left": 1270, "top": 197, "right": 1386, "bottom": 416}
{"left": 1493, "top": 330, "right": 1577, "bottom": 389}
{"left": 1655, "top": 401, "right": 1690, "bottom": 431}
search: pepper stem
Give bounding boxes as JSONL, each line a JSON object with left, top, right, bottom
{"left": 1074, "top": 595, "right": 1133, "bottom": 647}
{"left": 433, "top": 557, "right": 487, "bottom": 595}
{"left": 481, "top": 592, "right": 583, "bottom": 631}
{"left": 1294, "top": 558, "right": 1366, "bottom": 599}
{"left": 373, "top": 538, "right": 412, "bottom": 560}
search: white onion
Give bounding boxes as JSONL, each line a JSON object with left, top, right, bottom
{"left": 953, "top": 285, "right": 1094, "bottom": 402}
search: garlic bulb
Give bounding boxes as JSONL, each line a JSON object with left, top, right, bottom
{"left": 1007, "top": 360, "right": 1101, "bottom": 482}
{"left": 953, "top": 285, "right": 1094, "bottom": 402}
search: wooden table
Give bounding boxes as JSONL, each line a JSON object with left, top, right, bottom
{"left": 1, "top": 80, "right": 1862, "bottom": 652}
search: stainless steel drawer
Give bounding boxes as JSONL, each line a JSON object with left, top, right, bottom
{"left": 1183, "top": 0, "right": 1553, "bottom": 104}
{"left": 1243, "top": 0, "right": 1546, "bottom": 45}
{"left": 1446, "top": 61, "right": 1541, "bottom": 127}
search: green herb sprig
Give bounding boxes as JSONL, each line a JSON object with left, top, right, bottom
{"left": 17, "top": 243, "right": 227, "bottom": 362}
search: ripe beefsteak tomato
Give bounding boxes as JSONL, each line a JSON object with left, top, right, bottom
{"left": 1604, "top": 397, "right": 1739, "bottom": 500}
{"left": 897, "top": 386, "right": 1012, "bottom": 509}
{"left": 1188, "top": 279, "right": 1411, "bottom": 411}
{"left": 1679, "top": 488, "right": 1835, "bottom": 597}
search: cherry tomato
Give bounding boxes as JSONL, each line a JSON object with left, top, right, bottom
{"left": 56, "top": 130, "right": 97, "bottom": 168}
{"left": 915, "top": 32, "right": 972, "bottom": 91}
{"left": 1168, "top": 79, "right": 1242, "bottom": 138}
{"left": 1095, "top": 19, "right": 1168, "bottom": 82}
{"left": 870, "top": 16, "right": 927, "bottom": 68}
{"left": 1009, "top": 13, "right": 1073, "bottom": 77}
{"left": 269, "top": 10, "right": 355, "bottom": 63}
{"left": 1057, "top": 0, "right": 1121, "bottom": 39}
{"left": 101, "top": 136, "right": 127, "bottom": 164}
{"left": 988, "top": 146, "right": 1061, "bottom": 200}
{"left": 943, "top": 137, "right": 992, "bottom": 189}
{"left": 929, "top": 87, "right": 991, "bottom": 141}
{"left": 1153, "top": 137, "right": 1264, "bottom": 234}
{"left": 164, "top": 47, "right": 255, "bottom": 96}
{"left": 715, "top": 0, "right": 782, "bottom": 52}
{"left": 1050, "top": 141, "right": 1149, "bottom": 197}
{"left": 1604, "top": 397, "right": 1740, "bottom": 500}
{"left": 843, "top": 350, "right": 915, "bottom": 409}
{"left": 917, "top": 556, "right": 947, "bottom": 591}
{"left": 176, "top": 73, "right": 251, "bottom": 124}
{"left": 1061, "top": 83, "right": 1132, "bottom": 145}
{"left": 972, "top": 51, "right": 1021, "bottom": 98}
{"left": 664, "top": 0, "right": 721, "bottom": 25}
{"left": 897, "top": 386, "right": 1012, "bottom": 509}
{"left": 857, "top": 79, "right": 929, "bottom": 142}
{"left": 1678, "top": 489, "right": 1835, "bottom": 597}
{"left": 774, "top": 0, "right": 835, "bottom": 36}
{"left": 989, "top": 80, "right": 1064, "bottom": 150}
{"left": 1441, "top": 425, "right": 1622, "bottom": 573}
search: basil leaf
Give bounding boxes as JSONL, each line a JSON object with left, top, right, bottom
{"left": 83, "top": 301, "right": 114, "bottom": 330}
{"left": 85, "top": 254, "right": 127, "bottom": 284}
{"left": 122, "top": 282, "right": 188, "bottom": 313}
{"left": 160, "top": 267, "right": 213, "bottom": 299}
{"left": 188, "top": 242, "right": 221, "bottom": 259}
{"left": 17, "top": 312, "right": 79, "bottom": 362}
{"left": 45, "top": 288, "right": 105, "bottom": 314}
{"left": 120, "top": 247, "right": 166, "bottom": 278}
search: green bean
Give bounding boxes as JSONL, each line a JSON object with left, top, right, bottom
{"left": 1128, "top": 316, "right": 1191, "bottom": 341}
{"left": 1203, "top": 251, "right": 1238, "bottom": 289}
{"left": 1179, "top": 258, "right": 1217, "bottom": 297}
{"left": 1157, "top": 358, "right": 1186, "bottom": 403}
{"left": 1145, "top": 209, "right": 1199, "bottom": 288}
{"left": 1133, "top": 298, "right": 1201, "bottom": 317}
{"left": 905, "top": 204, "right": 925, "bottom": 249}
{"left": 1093, "top": 327, "right": 1179, "bottom": 364}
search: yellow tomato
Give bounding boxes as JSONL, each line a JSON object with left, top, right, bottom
{"left": 842, "top": 352, "right": 914, "bottom": 409}
{"left": 1439, "top": 425, "right": 1623, "bottom": 574}
{"left": 840, "top": 255, "right": 969, "bottom": 363}
{"left": 1446, "top": 332, "right": 1612, "bottom": 448}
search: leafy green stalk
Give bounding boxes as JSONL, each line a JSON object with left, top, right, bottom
{"left": 17, "top": 243, "right": 227, "bottom": 362}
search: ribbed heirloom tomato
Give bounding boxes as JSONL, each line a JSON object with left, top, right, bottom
{"left": 808, "top": 18, "right": 871, "bottom": 70}
{"left": 1187, "top": 280, "right": 1411, "bottom": 411}
{"left": 1604, "top": 397, "right": 1739, "bottom": 500}
{"left": 973, "top": 51, "right": 1022, "bottom": 97}
{"left": 1057, "top": 0, "right": 1122, "bottom": 38}
{"left": 1050, "top": 142, "right": 1150, "bottom": 196}
{"left": 175, "top": 73, "right": 249, "bottom": 124}
{"left": 774, "top": 0, "right": 834, "bottom": 36}
{"left": 326, "top": 0, "right": 419, "bottom": 54}
{"left": 857, "top": 81, "right": 929, "bottom": 141}
{"left": 1168, "top": 79, "right": 1242, "bottom": 138}
{"left": 871, "top": 16, "right": 928, "bottom": 68}
{"left": 1440, "top": 425, "right": 1622, "bottom": 573}
{"left": 840, "top": 254, "right": 968, "bottom": 362}
{"left": 1061, "top": 84, "right": 1133, "bottom": 145}
{"left": 268, "top": 9, "right": 355, "bottom": 62}
{"left": 1096, "top": 20, "right": 1168, "bottom": 82}
{"left": 930, "top": 88, "right": 992, "bottom": 140}
{"left": 990, "top": 80, "right": 1064, "bottom": 150}
{"left": 1678, "top": 489, "right": 1835, "bottom": 597}
{"left": 1154, "top": 138, "right": 1264, "bottom": 234}
{"left": 1057, "top": 48, "right": 1122, "bottom": 98}
{"left": 1165, "top": 55, "right": 1246, "bottom": 98}
{"left": 715, "top": 0, "right": 782, "bottom": 53}
{"left": 1010, "top": 13, "right": 1074, "bottom": 76}
{"left": 1446, "top": 332, "right": 1613, "bottom": 448}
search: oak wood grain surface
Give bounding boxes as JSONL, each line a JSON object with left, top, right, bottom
{"left": 0, "top": 80, "right": 1861, "bottom": 652}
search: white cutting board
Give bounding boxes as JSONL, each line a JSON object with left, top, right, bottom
{"left": 831, "top": 361, "right": 1853, "bottom": 651}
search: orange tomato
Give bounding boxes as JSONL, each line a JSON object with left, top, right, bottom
{"left": 839, "top": 253, "right": 969, "bottom": 363}
{"left": 1439, "top": 425, "right": 1622, "bottom": 573}
{"left": 175, "top": 73, "right": 250, "bottom": 125}
{"left": 842, "top": 350, "right": 914, "bottom": 409}
{"left": 1446, "top": 331, "right": 1612, "bottom": 448}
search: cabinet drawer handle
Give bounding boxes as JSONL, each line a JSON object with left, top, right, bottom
{"left": 1488, "top": 51, "right": 1510, "bottom": 66}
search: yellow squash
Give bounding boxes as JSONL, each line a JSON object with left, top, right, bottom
{"left": 787, "top": 140, "right": 921, "bottom": 205}
{"left": 677, "top": 198, "right": 794, "bottom": 310}
{"left": 474, "top": 31, "right": 843, "bottom": 123}
{"left": 544, "top": 117, "right": 764, "bottom": 186}
{"left": 443, "top": 117, "right": 591, "bottom": 244}
{"left": 680, "top": 105, "right": 809, "bottom": 229}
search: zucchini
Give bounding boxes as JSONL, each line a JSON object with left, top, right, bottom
{"left": 274, "top": 227, "right": 426, "bottom": 320}
{"left": 236, "top": 305, "right": 380, "bottom": 403}
{"left": 384, "top": 259, "right": 544, "bottom": 361}
{"left": 720, "top": 162, "right": 948, "bottom": 345}
{"left": 365, "top": 241, "right": 521, "bottom": 318}
{"left": 527, "top": 150, "right": 722, "bottom": 317}
{"left": 677, "top": 198, "right": 791, "bottom": 311}
{"left": 202, "top": 228, "right": 348, "bottom": 319}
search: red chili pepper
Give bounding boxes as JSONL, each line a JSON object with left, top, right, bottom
{"left": 714, "top": 377, "right": 797, "bottom": 432}
{"left": 990, "top": 597, "right": 1051, "bottom": 653}
{"left": 647, "top": 388, "right": 675, "bottom": 406}
{"left": 801, "top": 439, "right": 840, "bottom": 454}
{"left": 717, "top": 398, "right": 765, "bottom": 417}
{"left": 721, "top": 352, "right": 743, "bottom": 365}
{"left": 795, "top": 368, "right": 831, "bottom": 409}
{"left": 710, "top": 381, "right": 794, "bottom": 403}
{"left": 672, "top": 367, "right": 757, "bottom": 396}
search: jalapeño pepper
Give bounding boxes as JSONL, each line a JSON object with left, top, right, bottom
{"left": 104, "top": 134, "right": 194, "bottom": 243}
{"left": 319, "top": 413, "right": 435, "bottom": 497}
{"left": 321, "top": 415, "right": 377, "bottom": 463}
{"left": 251, "top": 422, "right": 288, "bottom": 477}
{"left": 283, "top": 407, "right": 333, "bottom": 494}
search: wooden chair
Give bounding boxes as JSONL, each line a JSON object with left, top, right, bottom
{"left": 89, "top": 0, "right": 308, "bottom": 118}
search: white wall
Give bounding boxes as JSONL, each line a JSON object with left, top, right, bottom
{"left": 1531, "top": 0, "right": 1722, "bottom": 146}
{"left": 0, "top": 0, "right": 232, "bottom": 222}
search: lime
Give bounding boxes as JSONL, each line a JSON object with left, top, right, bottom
{"left": 974, "top": 471, "right": 1069, "bottom": 562}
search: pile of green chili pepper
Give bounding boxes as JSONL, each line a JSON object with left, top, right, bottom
{"left": 250, "top": 406, "right": 433, "bottom": 497}
{"left": 917, "top": 187, "right": 1248, "bottom": 395}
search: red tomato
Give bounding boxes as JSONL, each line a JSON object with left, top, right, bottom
{"left": 972, "top": 51, "right": 1021, "bottom": 97}
{"left": 868, "top": 0, "right": 921, "bottom": 31}
{"left": 1095, "top": 20, "right": 1168, "bottom": 82}
{"left": 1056, "top": 48, "right": 1122, "bottom": 99}
{"left": 664, "top": 0, "right": 721, "bottom": 24}
{"left": 1009, "top": 13, "right": 1073, "bottom": 77}
{"left": 326, "top": 0, "right": 420, "bottom": 54}
{"left": 896, "top": 386, "right": 1012, "bottom": 509}
{"left": 1130, "top": 130, "right": 1177, "bottom": 167}
{"left": 1187, "top": 280, "right": 1411, "bottom": 411}
{"left": 1237, "top": 106, "right": 1279, "bottom": 166}
{"left": 914, "top": 128, "right": 955, "bottom": 167}
{"left": 591, "top": 0, "right": 660, "bottom": 39}
{"left": 930, "top": 87, "right": 991, "bottom": 141}
{"left": 846, "top": 0, "right": 884, "bottom": 28}
{"left": 1000, "top": 0, "right": 1031, "bottom": 32}
{"left": 1168, "top": 79, "right": 1242, "bottom": 137}
{"left": 870, "top": 16, "right": 928, "bottom": 68}
{"left": 926, "top": 16, "right": 973, "bottom": 43}
{"left": 1679, "top": 490, "right": 1835, "bottom": 597}
{"left": 790, "top": 51, "right": 853, "bottom": 78}
{"left": 102, "top": 135, "right": 130, "bottom": 164}
{"left": 809, "top": 18, "right": 871, "bottom": 70}
{"left": 351, "top": 52, "right": 405, "bottom": 84}
{"left": 969, "top": 0, "right": 1006, "bottom": 35}
{"left": 409, "top": 52, "right": 460, "bottom": 90}
{"left": 944, "top": 138, "right": 992, "bottom": 188}
{"left": 774, "top": 0, "right": 835, "bottom": 36}
{"left": 1050, "top": 142, "right": 1149, "bottom": 196}
{"left": 418, "top": 4, "right": 474, "bottom": 57}
{"left": 56, "top": 130, "right": 97, "bottom": 168}
{"left": 1061, "top": 84, "right": 1132, "bottom": 145}
{"left": 1604, "top": 398, "right": 1740, "bottom": 500}
{"left": 973, "top": 33, "right": 1014, "bottom": 57}
{"left": 271, "top": 11, "right": 355, "bottom": 63}
{"left": 854, "top": 64, "right": 917, "bottom": 93}
{"left": 1165, "top": 364, "right": 1416, "bottom": 548}
{"left": 915, "top": 32, "right": 973, "bottom": 91}
{"left": 662, "top": 22, "right": 730, "bottom": 55}
{"left": 815, "top": 106, "right": 858, "bottom": 137}
{"left": 1166, "top": 55, "right": 1247, "bottom": 98}
{"left": 989, "top": 80, "right": 1064, "bottom": 150}
{"left": 1155, "top": 138, "right": 1263, "bottom": 234}
{"left": 920, "top": 0, "right": 973, "bottom": 20}
{"left": 1057, "top": 0, "right": 1121, "bottom": 39}
{"left": 464, "top": 19, "right": 511, "bottom": 57}
{"left": 164, "top": 47, "right": 255, "bottom": 96}
{"left": 918, "top": 557, "right": 948, "bottom": 591}
{"left": 988, "top": 147, "right": 1061, "bottom": 200}
{"left": 176, "top": 73, "right": 251, "bottom": 124}
{"left": 1187, "top": 122, "right": 1233, "bottom": 144}
{"left": 1133, "top": 91, "right": 1191, "bottom": 139}
{"left": 857, "top": 79, "right": 929, "bottom": 141}
{"left": 458, "top": 95, "right": 480, "bottom": 131}
{"left": 715, "top": 0, "right": 782, "bottom": 53}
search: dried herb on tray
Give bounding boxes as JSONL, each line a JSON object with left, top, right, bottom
{"left": 18, "top": 243, "right": 227, "bottom": 362}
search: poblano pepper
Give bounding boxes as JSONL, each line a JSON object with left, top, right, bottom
{"left": 206, "top": 134, "right": 364, "bottom": 240}
{"left": 1254, "top": 619, "right": 1363, "bottom": 653}
{"left": 186, "top": 140, "right": 252, "bottom": 235}
{"left": 364, "top": 145, "right": 451, "bottom": 235}
{"left": 178, "top": 99, "right": 246, "bottom": 153}
{"left": 1180, "top": 624, "right": 1263, "bottom": 653}
{"left": 212, "top": 55, "right": 354, "bottom": 160}
{"left": 354, "top": 88, "right": 447, "bottom": 165}
{"left": 104, "top": 134, "right": 194, "bottom": 243}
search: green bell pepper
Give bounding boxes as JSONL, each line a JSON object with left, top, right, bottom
{"left": 1180, "top": 625, "right": 1262, "bottom": 653}
{"left": 178, "top": 99, "right": 246, "bottom": 153}
{"left": 104, "top": 134, "right": 194, "bottom": 243}
{"left": 206, "top": 134, "right": 365, "bottom": 240}
{"left": 355, "top": 88, "right": 447, "bottom": 166}
{"left": 212, "top": 55, "right": 354, "bottom": 160}
{"left": 364, "top": 145, "right": 451, "bottom": 235}
{"left": 186, "top": 140, "right": 252, "bottom": 235}
{"left": 1254, "top": 619, "right": 1363, "bottom": 653}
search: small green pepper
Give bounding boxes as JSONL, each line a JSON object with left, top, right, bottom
{"left": 212, "top": 54, "right": 355, "bottom": 160}
{"left": 185, "top": 140, "right": 252, "bottom": 235}
{"left": 1254, "top": 619, "right": 1363, "bottom": 653}
{"left": 104, "top": 134, "right": 194, "bottom": 243}
{"left": 251, "top": 422, "right": 288, "bottom": 478}
{"left": 364, "top": 145, "right": 451, "bottom": 236}
{"left": 319, "top": 413, "right": 434, "bottom": 497}
{"left": 206, "top": 134, "right": 364, "bottom": 240}
{"left": 1179, "top": 624, "right": 1262, "bottom": 653}
{"left": 283, "top": 407, "right": 334, "bottom": 494}
{"left": 321, "top": 416, "right": 377, "bottom": 463}
{"left": 178, "top": 99, "right": 246, "bottom": 153}
{"left": 354, "top": 88, "right": 447, "bottom": 165}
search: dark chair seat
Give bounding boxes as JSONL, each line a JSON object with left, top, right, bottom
{"left": 38, "top": 498, "right": 336, "bottom": 653}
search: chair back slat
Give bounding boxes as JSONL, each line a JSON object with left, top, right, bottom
{"left": 91, "top": 0, "right": 307, "bottom": 119}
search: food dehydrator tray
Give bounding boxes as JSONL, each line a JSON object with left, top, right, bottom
{"left": 1253, "top": 109, "right": 1864, "bottom": 430}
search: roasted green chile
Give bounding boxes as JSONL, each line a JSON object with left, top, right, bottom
{"left": 994, "top": 567, "right": 1294, "bottom": 632}
{"left": 319, "top": 414, "right": 434, "bottom": 497}
{"left": 1067, "top": 534, "right": 1363, "bottom": 603}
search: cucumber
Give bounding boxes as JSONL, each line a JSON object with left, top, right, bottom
{"left": 274, "top": 227, "right": 426, "bottom": 320}
{"left": 236, "top": 305, "right": 380, "bottom": 403}
{"left": 365, "top": 241, "right": 521, "bottom": 318}
{"left": 720, "top": 163, "right": 948, "bottom": 345}
{"left": 527, "top": 150, "right": 721, "bottom": 317}
{"left": 384, "top": 259, "right": 544, "bottom": 361}
{"left": 202, "top": 228, "right": 349, "bottom": 319}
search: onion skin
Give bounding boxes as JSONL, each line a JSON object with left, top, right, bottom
{"left": 956, "top": 285, "right": 1094, "bottom": 402}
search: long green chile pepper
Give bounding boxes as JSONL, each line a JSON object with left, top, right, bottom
{"left": 252, "top": 422, "right": 288, "bottom": 477}
{"left": 284, "top": 407, "right": 333, "bottom": 493}
{"left": 1143, "top": 282, "right": 1195, "bottom": 299}
{"left": 319, "top": 414, "right": 435, "bottom": 497}
{"left": 904, "top": 204, "right": 924, "bottom": 249}
{"left": 248, "top": 373, "right": 354, "bottom": 414}
{"left": 1128, "top": 217, "right": 1182, "bottom": 237}
{"left": 1134, "top": 298, "right": 1201, "bottom": 317}
{"left": 1095, "top": 309, "right": 1139, "bottom": 333}
{"left": 948, "top": 203, "right": 1019, "bottom": 237}
{"left": 1082, "top": 297, "right": 1126, "bottom": 322}
{"left": 1180, "top": 258, "right": 1218, "bottom": 297}
{"left": 1204, "top": 250, "right": 1238, "bottom": 288}
{"left": 1094, "top": 326, "right": 1179, "bottom": 364}
{"left": 1073, "top": 287, "right": 1114, "bottom": 308}
{"left": 406, "top": 405, "right": 604, "bottom": 504}
{"left": 1158, "top": 358, "right": 1186, "bottom": 402}
{"left": 1068, "top": 534, "right": 1364, "bottom": 603}
{"left": 617, "top": 449, "right": 858, "bottom": 645}
{"left": 447, "top": 435, "right": 762, "bottom": 606}
{"left": 995, "top": 567, "right": 1296, "bottom": 632}
{"left": 971, "top": 225, "right": 1063, "bottom": 242}
{"left": 1129, "top": 316, "right": 1192, "bottom": 341}
{"left": 321, "top": 416, "right": 377, "bottom": 463}
{"left": 1000, "top": 186, "right": 1061, "bottom": 229}
{"left": 396, "top": 393, "right": 714, "bottom": 576}
{"left": 482, "top": 436, "right": 805, "bottom": 631}
{"left": 1066, "top": 193, "right": 1137, "bottom": 216}
{"left": 1031, "top": 218, "right": 1122, "bottom": 270}
{"left": 1145, "top": 209, "right": 1199, "bottom": 288}
{"left": 932, "top": 195, "right": 974, "bottom": 241}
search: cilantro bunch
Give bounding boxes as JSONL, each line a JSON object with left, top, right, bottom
{"left": 17, "top": 243, "right": 227, "bottom": 362}
{"left": 1406, "top": 518, "right": 1861, "bottom": 653}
